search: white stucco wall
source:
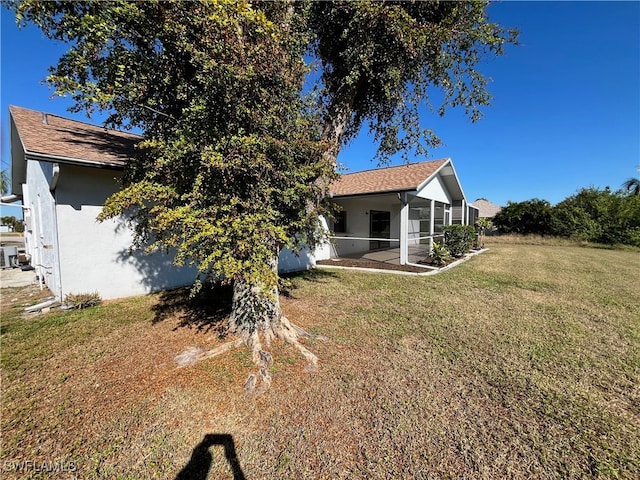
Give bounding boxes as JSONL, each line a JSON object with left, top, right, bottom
{"left": 25, "top": 160, "right": 62, "bottom": 297}
{"left": 54, "top": 165, "right": 196, "bottom": 299}
{"left": 22, "top": 157, "right": 336, "bottom": 298}
{"left": 278, "top": 247, "right": 316, "bottom": 273}
{"left": 278, "top": 217, "right": 332, "bottom": 272}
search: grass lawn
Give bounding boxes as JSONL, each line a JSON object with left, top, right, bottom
{"left": 1, "top": 241, "right": 639, "bottom": 479}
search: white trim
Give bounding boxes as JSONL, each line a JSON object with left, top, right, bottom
{"left": 25, "top": 151, "right": 125, "bottom": 170}
{"left": 329, "top": 236, "right": 400, "bottom": 242}
{"left": 399, "top": 192, "right": 409, "bottom": 265}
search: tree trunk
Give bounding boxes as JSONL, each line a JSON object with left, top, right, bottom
{"left": 228, "top": 256, "right": 317, "bottom": 395}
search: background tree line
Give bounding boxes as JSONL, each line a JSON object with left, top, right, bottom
{"left": 1, "top": 216, "right": 24, "bottom": 233}
{"left": 493, "top": 184, "right": 640, "bottom": 247}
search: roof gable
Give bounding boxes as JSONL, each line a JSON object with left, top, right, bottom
{"left": 472, "top": 198, "right": 502, "bottom": 217}
{"left": 9, "top": 105, "right": 140, "bottom": 168}
{"left": 331, "top": 159, "right": 449, "bottom": 196}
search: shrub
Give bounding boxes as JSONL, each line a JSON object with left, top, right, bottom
{"left": 443, "top": 225, "right": 475, "bottom": 257}
{"left": 64, "top": 292, "right": 102, "bottom": 309}
{"left": 492, "top": 188, "right": 640, "bottom": 247}
{"left": 475, "top": 218, "right": 493, "bottom": 248}
{"left": 493, "top": 199, "right": 553, "bottom": 235}
{"left": 431, "top": 241, "right": 452, "bottom": 267}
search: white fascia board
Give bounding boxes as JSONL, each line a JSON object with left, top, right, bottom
{"left": 9, "top": 114, "right": 28, "bottom": 195}
{"left": 10, "top": 112, "right": 28, "bottom": 154}
{"left": 24, "top": 151, "right": 125, "bottom": 170}
{"left": 415, "top": 157, "right": 452, "bottom": 192}
{"left": 416, "top": 157, "right": 469, "bottom": 202}
{"left": 445, "top": 159, "right": 469, "bottom": 203}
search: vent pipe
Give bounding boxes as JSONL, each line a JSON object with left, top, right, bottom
{"left": 42, "top": 112, "right": 48, "bottom": 125}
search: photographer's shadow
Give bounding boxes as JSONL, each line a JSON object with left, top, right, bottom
{"left": 175, "top": 434, "right": 245, "bottom": 480}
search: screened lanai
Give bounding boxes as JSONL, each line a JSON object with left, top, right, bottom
{"left": 326, "top": 158, "right": 479, "bottom": 269}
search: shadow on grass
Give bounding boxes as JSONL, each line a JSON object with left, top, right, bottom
{"left": 175, "top": 433, "right": 245, "bottom": 480}
{"left": 279, "top": 268, "right": 338, "bottom": 298}
{"left": 152, "top": 269, "right": 337, "bottom": 330}
{"left": 152, "top": 283, "right": 233, "bottom": 335}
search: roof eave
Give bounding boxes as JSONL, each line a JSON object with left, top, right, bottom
{"left": 24, "top": 151, "right": 126, "bottom": 170}
{"left": 415, "top": 158, "right": 451, "bottom": 192}
{"left": 333, "top": 188, "right": 418, "bottom": 199}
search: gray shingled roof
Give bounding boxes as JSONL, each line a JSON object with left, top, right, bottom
{"left": 10, "top": 105, "right": 140, "bottom": 168}
{"left": 10, "top": 106, "right": 460, "bottom": 202}
{"left": 331, "top": 159, "right": 449, "bottom": 196}
{"left": 472, "top": 198, "right": 502, "bottom": 218}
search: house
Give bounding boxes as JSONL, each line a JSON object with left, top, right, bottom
{"left": 6, "top": 105, "right": 324, "bottom": 299}
{"left": 7, "top": 105, "right": 477, "bottom": 299}
{"left": 471, "top": 198, "right": 502, "bottom": 219}
{"left": 327, "top": 159, "right": 479, "bottom": 266}
{"left": 7, "top": 105, "right": 197, "bottom": 300}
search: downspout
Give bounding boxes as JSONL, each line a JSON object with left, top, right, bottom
{"left": 49, "top": 163, "right": 60, "bottom": 192}
{"left": 49, "top": 163, "right": 63, "bottom": 301}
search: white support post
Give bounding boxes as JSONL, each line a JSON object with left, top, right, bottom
{"left": 461, "top": 199, "right": 466, "bottom": 225}
{"left": 429, "top": 199, "right": 435, "bottom": 253}
{"left": 399, "top": 193, "right": 409, "bottom": 265}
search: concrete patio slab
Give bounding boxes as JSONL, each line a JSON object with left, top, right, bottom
{"left": 1, "top": 268, "right": 38, "bottom": 289}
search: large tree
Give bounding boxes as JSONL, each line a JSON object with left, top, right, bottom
{"left": 12, "top": 0, "right": 516, "bottom": 393}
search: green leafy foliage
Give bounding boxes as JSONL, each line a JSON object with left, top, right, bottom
{"left": 475, "top": 217, "right": 492, "bottom": 248}
{"left": 622, "top": 177, "right": 640, "bottom": 196}
{"left": 0, "top": 169, "right": 8, "bottom": 195}
{"left": 431, "top": 241, "right": 452, "bottom": 267}
{"left": 493, "top": 188, "right": 640, "bottom": 247}
{"left": 493, "top": 199, "right": 554, "bottom": 236}
{"left": 13, "top": 0, "right": 337, "bottom": 291}
{"left": 309, "top": 1, "right": 517, "bottom": 162}
{"left": 1, "top": 216, "right": 24, "bottom": 233}
{"left": 11, "top": 0, "right": 517, "bottom": 293}
{"left": 443, "top": 224, "right": 475, "bottom": 257}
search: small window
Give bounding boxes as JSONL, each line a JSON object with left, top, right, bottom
{"left": 333, "top": 211, "right": 347, "bottom": 233}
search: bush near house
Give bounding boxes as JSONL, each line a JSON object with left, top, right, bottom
{"left": 430, "top": 241, "right": 453, "bottom": 267}
{"left": 63, "top": 292, "right": 102, "bottom": 309}
{"left": 442, "top": 224, "right": 475, "bottom": 257}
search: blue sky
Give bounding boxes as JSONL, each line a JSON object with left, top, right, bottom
{"left": 2, "top": 1, "right": 639, "bottom": 218}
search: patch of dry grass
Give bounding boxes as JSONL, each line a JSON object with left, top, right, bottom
{"left": 1, "top": 243, "right": 639, "bottom": 479}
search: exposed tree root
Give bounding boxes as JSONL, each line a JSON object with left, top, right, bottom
{"left": 175, "top": 338, "right": 244, "bottom": 367}
{"left": 174, "top": 267, "right": 323, "bottom": 395}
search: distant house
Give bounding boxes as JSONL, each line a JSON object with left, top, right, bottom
{"left": 7, "top": 105, "right": 478, "bottom": 299}
{"left": 471, "top": 198, "right": 502, "bottom": 219}
{"left": 327, "top": 159, "right": 479, "bottom": 265}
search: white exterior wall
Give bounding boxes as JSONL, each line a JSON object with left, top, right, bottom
{"left": 25, "top": 160, "right": 62, "bottom": 297}
{"left": 54, "top": 165, "right": 195, "bottom": 299}
{"left": 278, "top": 217, "right": 331, "bottom": 272}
